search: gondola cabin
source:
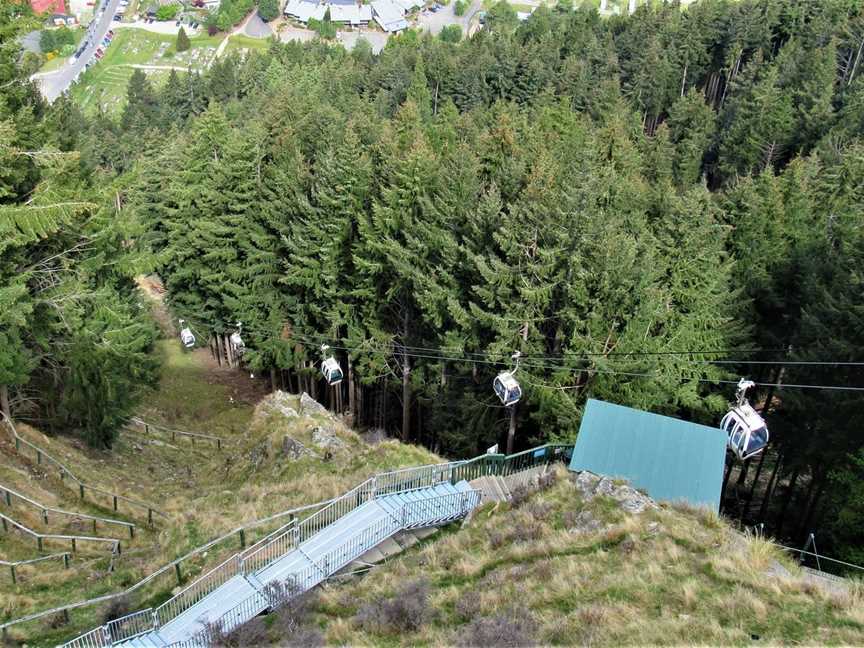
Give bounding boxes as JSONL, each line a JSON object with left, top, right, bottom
{"left": 229, "top": 331, "right": 245, "bottom": 355}
{"left": 720, "top": 403, "right": 769, "bottom": 461}
{"left": 179, "top": 327, "right": 195, "bottom": 348}
{"left": 493, "top": 372, "right": 522, "bottom": 406}
{"left": 321, "top": 357, "right": 343, "bottom": 386}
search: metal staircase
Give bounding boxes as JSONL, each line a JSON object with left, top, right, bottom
{"left": 61, "top": 444, "right": 571, "bottom": 648}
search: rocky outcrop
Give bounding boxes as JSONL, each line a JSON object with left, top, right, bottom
{"left": 300, "top": 392, "right": 329, "bottom": 416}
{"left": 311, "top": 425, "right": 346, "bottom": 452}
{"left": 572, "top": 471, "right": 658, "bottom": 514}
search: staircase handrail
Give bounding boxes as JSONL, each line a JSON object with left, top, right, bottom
{"left": 154, "top": 555, "right": 241, "bottom": 628}
{"left": 56, "top": 443, "right": 568, "bottom": 646}
{"left": 1, "top": 413, "right": 165, "bottom": 524}
{"left": 169, "top": 489, "right": 482, "bottom": 647}
{"left": 0, "top": 483, "right": 136, "bottom": 537}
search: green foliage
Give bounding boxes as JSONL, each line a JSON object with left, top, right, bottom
{"left": 176, "top": 25, "right": 190, "bottom": 52}
{"left": 439, "top": 24, "right": 461, "bottom": 43}
{"left": 214, "top": 0, "right": 254, "bottom": 31}
{"left": 40, "top": 26, "right": 75, "bottom": 53}
{"left": 257, "top": 0, "right": 279, "bottom": 22}
{"left": 308, "top": 13, "right": 336, "bottom": 39}
{"left": 155, "top": 3, "right": 180, "bottom": 20}
{"left": 453, "top": 0, "right": 466, "bottom": 15}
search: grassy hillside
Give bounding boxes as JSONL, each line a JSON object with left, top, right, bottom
{"left": 1, "top": 334, "right": 440, "bottom": 645}
{"left": 265, "top": 467, "right": 864, "bottom": 646}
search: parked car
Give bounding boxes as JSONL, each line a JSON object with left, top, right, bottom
{"left": 108, "top": 28, "right": 115, "bottom": 35}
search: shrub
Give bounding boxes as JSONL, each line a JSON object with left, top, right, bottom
{"left": 457, "top": 607, "right": 537, "bottom": 647}
{"left": 258, "top": 0, "right": 279, "bottom": 21}
{"left": 355, "top": 579, "right": 432, "bottom": 634}
{"left": 156, "top": 3, "right": 181, "bottom": 20}
{"left": 439, "top": 24, "right": 461, "bottom": 42}
{"left": 453, "top": 0, "right": 466, "bottom": 15}
{"left": 101, "top": 596, "right": 131, "bottom": 624}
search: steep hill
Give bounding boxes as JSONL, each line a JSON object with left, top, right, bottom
{"left": 0, "top": 340, "right": 440, "bottom": 646}
{"left": 218, "top": 467, "right": 864, "bottom": 646}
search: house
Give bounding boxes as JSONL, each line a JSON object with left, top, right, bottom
{"left": 283, "top": 0, "right": 327, "bottom": 22}
{"left": 568, "top": 399, "right": 727, "bottom": 511}
{"left": 371, "top": 0, "right": 407, "bottom": 32}
{"left": 51, "top": 12, "right": 77, "bottom": 24}
{"left": 328, "top": 2, "right": 371, "bottom": 26}
{"left": 30, "top": 0, "right": 66, "bottom": 15}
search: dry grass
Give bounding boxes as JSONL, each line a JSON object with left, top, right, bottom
{"left": 309, "top": 476, "right": 864, "bottom": 646}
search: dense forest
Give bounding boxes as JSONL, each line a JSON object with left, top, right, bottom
{"left": 2, "top": 0, "right": 864, "bottom": 565}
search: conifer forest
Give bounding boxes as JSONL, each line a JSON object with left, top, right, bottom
{"left": 2, "top": 0, "right": 864, "bottom": 566}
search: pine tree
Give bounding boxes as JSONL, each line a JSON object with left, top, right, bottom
{"left": 176, "top": 26, "right": 191, "bottom": 52}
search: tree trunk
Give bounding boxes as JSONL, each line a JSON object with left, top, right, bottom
{"left": 758, "top": 452, "right": 783, "bottom": 522}
{"left": 270, "top": 367, "right": 277, "bottom": 393}
{"left": 774, "top": 465, "right": 801, "bottom": 535}
{"left": 720, "top": 460, "right": 733, "bottom": 510}
{"left": 0, "top": 385, "right": 9, "bottom": 421}
{"left": 745, "top": 446, "right": 769, "bottom": 507}
{"left": 401, "top": 353, "right": 411, "bottom": 442}
{"left": 225, "top": 334, "right": 234, "bottom": 368}
{"left": 348, "top": 356, "right": 357, "bottom": 421}
{"left": 215, "top": 335, "right": 223, "bottom": 367}
{"left": 506, "top": 405, "right": 517, "bottom": 454}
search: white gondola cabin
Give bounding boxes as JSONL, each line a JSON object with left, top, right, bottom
{"left": 179, "top": 320, "right": 195, "bottom": 348}
{"left": 720, "top": 379, "right": 769, "bottom": 461}
{"left": 493, "top": 372, "right": 522, "bottom": 407}
{"left": 229, "top": 331, "right": 245, "bottom": 355}
{"left": 321, "top": 357, "right": 343, "bottom": 386}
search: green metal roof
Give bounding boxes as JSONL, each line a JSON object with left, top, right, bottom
{"left": 568, "top": 399, "right": 727, "bottom": 511}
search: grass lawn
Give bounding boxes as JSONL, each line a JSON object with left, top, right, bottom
{"left": 223, "top": 33, "right": 274, "bottom": 55}
{"left": 70, "top": 28, "right": 223, "bottom": 115}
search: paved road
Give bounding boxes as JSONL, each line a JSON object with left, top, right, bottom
{"left": 337, "top": 30, "right": 388, "bottom": 54}
{"left": 416, "top": 0, "right": 481, "bottom": 36}
{"left": 244, "top": 12, "right": 273, "bottom": 38}
{"left": 36, "top": 0, "right": 122, "bottom": 102}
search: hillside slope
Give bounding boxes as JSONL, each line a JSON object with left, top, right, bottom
{"left": 0, "top": 339, "right": 440, "bottom": 646}
{"left": 232, "top": 467, "right": 864, "bottom": 646}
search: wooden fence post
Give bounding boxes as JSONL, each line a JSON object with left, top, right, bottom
{"left": 79, "top": 484, "right": 85, "bottom": 499}
{"left": 10, "top": 565, "right": 16, "bottom": 584}
{"left": 175, "top": 563, "right": 182, "bottom": 584}
{"left": 239, "top": 529, "right": 246, "bottom": 549}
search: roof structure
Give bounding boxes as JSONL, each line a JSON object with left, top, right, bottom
{"left": 568, "top": 399, "right": 727, "bottom": 511}
{"left": 283, "top": 0, "right": 327, "bottom": 21}
{"left": 371, "top": 0, "right": 407, "bottom": 31}
{"left": 31, "top": 0, "right": 65, "bottom": 14}
{"left": 329, "top": 2, "right": 371, "bottom": 23}
{"left": 392, "top": 0, "right": 420, "bottom": 11}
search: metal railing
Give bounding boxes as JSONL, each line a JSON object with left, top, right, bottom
{"left": 168, "top": 491, "right": 481, "bottom": 648}
{"left": 57, "top": 443, "right": 568, "bottom": 647}
{"left": 0, "top": 483, "right": 136, "bottom": 538}
{"left": 105, "top": 608, "right": 154, "bottom": 642}
{"left": 154, "top": 555, "right": 241, "bottom": 628}
{"left": 1, "top": 413, "right": 164, "bottom": 524}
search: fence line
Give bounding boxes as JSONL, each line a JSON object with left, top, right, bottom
{"left": 1, "top": 413, "right": 165, "bottom": 524}
{"left": 1, "top": 551, "right": 71, "bottom": 584}
{"left": 126, "top": 417, "right": 224, "bottom": 450}
{"left": 8, "top": 442, "right": 569, "bottom": 643}
{"left": 0, "top": 483, "right": 136, "bottom": 538}
{"left": 0, "top": 510, "right": 120, "bottom": 554}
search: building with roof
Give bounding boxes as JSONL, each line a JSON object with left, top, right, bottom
{"left": 370, "top": 0, "right": 407, "bottom": 32}
{"left": 30, "top": 0, "right": 66, "bottom": 15}
{"left": 568, "top": 399, "right": 727, "bottom": 511}
{"left": 284, "top": 0, "right": 327, "bottom": 22}
{"left": 329, "top": 2, "right": 371, "bottom": 25}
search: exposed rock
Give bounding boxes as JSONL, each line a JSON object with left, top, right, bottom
{"left": 300, "top": 392, "right": 328, "bottom": 416}
{"left": 249, "top": 440, "right": 270, "bottom": 468}
{"left": 282, "top": 436, "right": 314, "bottom": 460}
{"left": 311, "top": 425, "right": 345, "bottom": 452}
{"left": 567, "top": 510, "right": 605, "bottom": 536}
{"left": 266, "top": 390, "right": 299, "bottom": 419}
{"left": 646, "top": 522, "right": 662, "bottom": 536}
{"left": 572, "top": 471, "right": 658, "bottom": 514}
